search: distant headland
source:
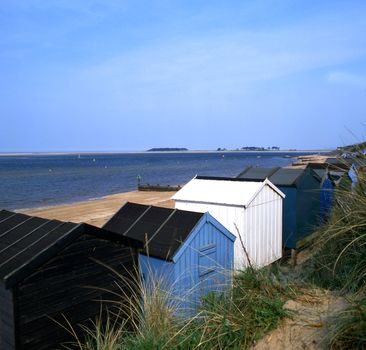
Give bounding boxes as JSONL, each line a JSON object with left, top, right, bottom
{"left": 147, "top": 148, "right": 188, "bottom": 152}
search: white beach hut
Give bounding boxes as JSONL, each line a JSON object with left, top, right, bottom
{"left": 172, "top": 176, "right": 285, "bottom": 269}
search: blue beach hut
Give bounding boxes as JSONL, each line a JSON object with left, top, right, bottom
{"left": 103, "top": 202, "right": 235, "bottom": 314}
{"left": 237, "top": 166, "right": 321, "bottom": 249}
{"left": 348, "top": 163, "right": 359, "bottom": 189}
{"left": 326, "top": 158, "right": 359, "bottom": 188}
{"left": 324, "top": 159, "right": 359, "bottom": 191}
{"left": 308, "top": 166, "right": 335, "bottom": 222}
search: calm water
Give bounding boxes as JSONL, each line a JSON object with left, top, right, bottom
{"left": 0, "top": 152, "right": 318, "bottom": 210}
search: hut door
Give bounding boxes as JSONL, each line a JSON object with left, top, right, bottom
{"left": 198, "top": 244, "right": 217, "bottom": 298}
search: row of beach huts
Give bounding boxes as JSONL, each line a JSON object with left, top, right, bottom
{"left": 0, "top": 158, "right": 360, "bottom": 349}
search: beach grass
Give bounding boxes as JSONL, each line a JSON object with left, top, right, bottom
{"left": 301, "top": 155, "right": 366, "bottom": 348}
{"left": 63, "top": 265, "right": 291, "bottom": 350}
{"left": 327, "top": 293, "right": 366, "bottom": 349}
{"left": 303, "top": 161, "right": 366, "bottom": 294}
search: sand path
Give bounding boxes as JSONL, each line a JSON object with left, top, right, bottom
{"left": 252, "top": 288, "right": 347, "bottom": 350}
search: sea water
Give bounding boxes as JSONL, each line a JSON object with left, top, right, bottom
{"left": 0, "top": 151, "right": 317, "bottom": 210}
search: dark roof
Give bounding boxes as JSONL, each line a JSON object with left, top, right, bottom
{"left": 306, "top": 163, "right": 329, "bottom": 170}
{"left": 237, "top": 166, "right": 307, "bottom": 187}
{"left": 329, "top": 170, "right": 348, "bottom": 185}
{"left": 325, "top": 158, "right": 351, "bottom": 170}
{"left": 0, "top": 210, "right": 142, "bottom": 288}
{"left": 237, "top": 166, "right": 280, "bottom": 180}
{"left": 268, "top": 168, "right": 309, "bottom": 186}
{"left": 103, "top": 202, "right": 204, "bottom": 260}
{"left": 196, "top": 175, "right": 255, "bottom": 182}
{"left": 312, "top": 168, "right": 327, "bottom": 180}
{"left": 195, "top": 174, "right": 291, "bottom": 186}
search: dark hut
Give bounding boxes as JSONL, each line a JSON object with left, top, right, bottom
{"left": 0, "top": 210, "right": 141, "bottom": 350}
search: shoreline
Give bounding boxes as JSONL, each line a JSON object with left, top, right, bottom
{"left": 16, "top": 191, "right": 135, "bottom": 213}
{"left": 16, "top": 152, "right": 333, "bottom": 226}
{"left": 22, "top": 190, "right": 176, "bottom": 227}
{"left": 0, "top": 150, "right": 331, "bottom": 157}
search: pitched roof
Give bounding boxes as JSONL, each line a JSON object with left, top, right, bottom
{"left": 268, "top": 168, "right": 309, "bottom": 186}
{"left": 237, "top": 166, "right": 280, "bottom": 180}
{"left": 329, "top": 170, "right": 349, "bottom": 185}
{"left": 306, "top": 162, "right": 329, "bottom": 169}
{"left": 324, "top": 158, "right": 353, "bottom": 170}
{"left": 103, "top": 202, "right": 204, "bottom": 260}
{"left": 0, "top": 210, "right": 141, "bottom": 288}
{"left": 172, "top": 177, "right": 284, "bottom": 207}
{"left": 237, "top": 166, "right": 321, "bottom": 187}
{"left": 312, "top": 168, "right": 327, "bottom": 181}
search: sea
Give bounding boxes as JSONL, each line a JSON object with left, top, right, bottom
{"left": 0, "top": 151, "right": 320, "bottom": 210}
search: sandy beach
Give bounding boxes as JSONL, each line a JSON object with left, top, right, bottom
{"left": 23, "top": 190, "right": 176, "bottom": 227}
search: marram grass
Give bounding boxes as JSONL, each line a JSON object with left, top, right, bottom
{"left": 303, "top": 156, "right": 366, "bottom": 348}
{"left": 62, "top": 265, "right": 291, "bottom": 350}
{"left": 304, "top": 160, "right": 366, "bottom": 294}
{"left": 328, "top": 293, "right": 366, "bottom": 349}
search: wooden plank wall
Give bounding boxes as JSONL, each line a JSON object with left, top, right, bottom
{"left": 15, "top": 235, "right": 139, "bottom": 350}
{"left": 0, "top": 285, "right": 16, "bottom": 350}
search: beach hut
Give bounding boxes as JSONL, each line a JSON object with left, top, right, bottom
{"left": 0, "top": 210, "right": 141, "bottom": 350}
{"left": 103, "top": 202, "right": 235, "bottom": 313}
{"left": 324, "top": 159, "right": 359, "bottom": 191}
{"left": 311, "top": 168, "right": 334, "bottom": 222}
{"left": 171, "top": 177, "right": 284, "bottom": 269}
{"left": 324, "top": 158, "right": 360, "bottom": 188}
{"left": 349, "top": 163, "right": 359, "bottom": 189}
{"left": 237, "top": 166, "right": 322, "bottom": 249}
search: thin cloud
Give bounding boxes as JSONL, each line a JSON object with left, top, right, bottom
{"left": 327, "top": 71, "right": 366, "bottom": 89}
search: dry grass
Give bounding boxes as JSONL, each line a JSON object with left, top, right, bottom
{"left": 303, "top": 155, "right": 366, "bottom": 348}
{"left": 58, "top": 263, "right": 291, "bottom": 350}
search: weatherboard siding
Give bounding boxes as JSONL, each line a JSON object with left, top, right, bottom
{"left": 245, "top": 184, "right": 282, "bottom": 267}
{"left": 280, "top": 187, "right": 297, "bottom": 248}
{"left": 139, "top": 218, "right": 234, "bottom": 315}
{"left": 174, "top": 220, "right": 234, "bottom": 312}
{"left": 175, "top": 184, "right": 283, "bottom": 269}
{"left": 15, "top": 234, "right": 138, "bottom": 350}
{"left": 320, "top": 177, "right": 334, "bottom": 222}
{"left": 175, "top": 201, "right": 245, "bottom": 268}
{"left": 296, "top": 173, "right": 321, "bottom": 243}
{"left": 0, "top": 286, "right": 16, "bottom": 350}
{"left": 139, "top": 254, "right": 174, "bottom": 291}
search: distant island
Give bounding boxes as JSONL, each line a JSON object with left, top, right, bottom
{"left": 217, "top": 146, "right": 280, "bottom": 151}
{"left": 147, "top": 148, "right": 188, "bottom": 152}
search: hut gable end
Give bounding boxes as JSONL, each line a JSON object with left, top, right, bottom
{"left": 170, "top": 215, "right": 235, "bottom": 310}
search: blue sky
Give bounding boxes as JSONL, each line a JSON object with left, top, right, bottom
{"left": 1, "top": 0, "right": 366, "bottom": 152}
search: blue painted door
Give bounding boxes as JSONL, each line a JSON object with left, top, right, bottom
{"left": 198, "top": 244, "right": 218, "bottom": 299}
